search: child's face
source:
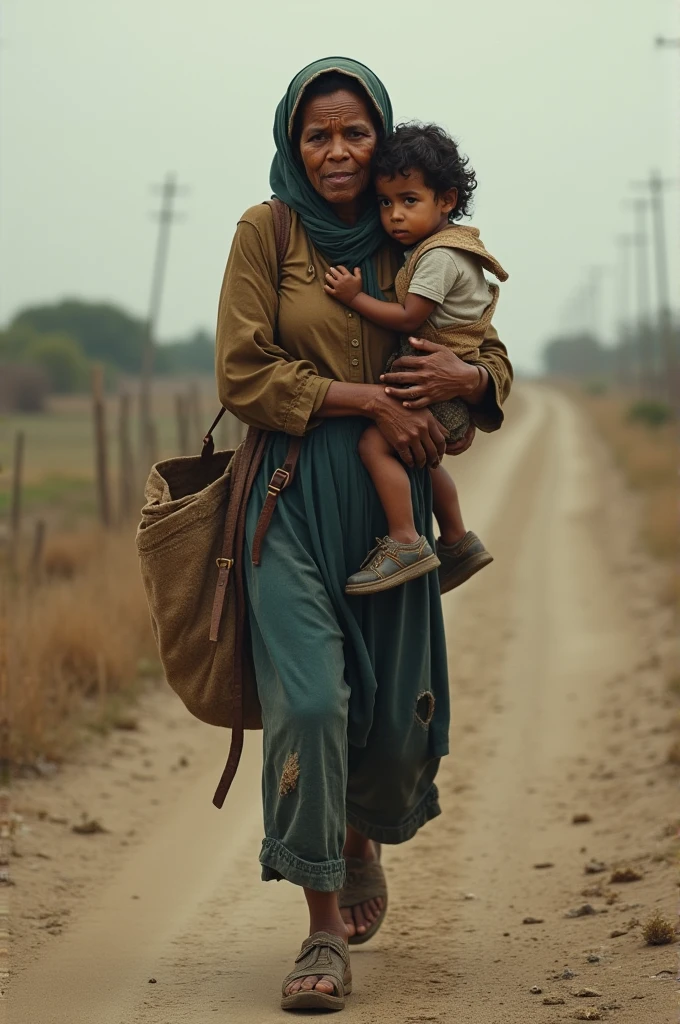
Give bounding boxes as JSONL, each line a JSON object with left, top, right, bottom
{"left": 375, "top": 169, "right": 457, "bottom": 247}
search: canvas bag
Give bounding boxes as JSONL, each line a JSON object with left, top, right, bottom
{"left": 136, "top": 199, "right": 294, "bottom": 808}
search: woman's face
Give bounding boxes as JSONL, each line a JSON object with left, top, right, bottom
{"left": 298, "top": 89, "right": 378, "bottom": 210}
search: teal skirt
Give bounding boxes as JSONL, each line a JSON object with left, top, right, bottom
{"left": 244, "top": 418, "right": 449, "bottom": 886}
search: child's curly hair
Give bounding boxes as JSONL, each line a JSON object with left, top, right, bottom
{"left": 374, "top": 122, "right": 477, "bottom": 221}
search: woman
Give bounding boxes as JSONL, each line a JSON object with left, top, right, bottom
{"left": 216, "top": 57, "right": 512, "bottom": 1011}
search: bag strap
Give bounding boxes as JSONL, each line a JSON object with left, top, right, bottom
{"left": 264, "top": 197, "right": 292, "bottom": 282}
{"left": 211, "top": 198, "right": 297, "bottom": 810}
{"left": 250, "top": 435, "right": 302, "bottom": 565}
{"left": 202, "top": 198, "right": 291, "bottom": 457}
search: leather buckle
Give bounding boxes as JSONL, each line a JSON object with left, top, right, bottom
{"left": 267, "top": 468, "right": 290, "bottom": 495}
{"left": 216, "top": 557, "right": 234, "bottom": 569}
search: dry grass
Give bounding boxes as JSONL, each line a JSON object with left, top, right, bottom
{"left": 642, "top": 911, "right": 676, "bottom": 946}
{"left": 579, "top": 393, "right": 679, "bottom": 615}
{"left": 5, "top": 526, "right": 157, "bottom": 763}
{"left": 581, "top": 394, "right": 678, "bottom": 557}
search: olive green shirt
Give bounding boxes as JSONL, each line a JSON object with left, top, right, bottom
{"left": 216, "top": 204, "right": 513, "bottom": 436}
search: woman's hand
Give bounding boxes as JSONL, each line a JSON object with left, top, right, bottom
{"left": 370, "top": 390, "right": 447, "bottom": 469}
{"left": 445, "top": 424, "right": 476, "bottom": 456}
{"left": 381, "top": 337, "right": 486, "bottom": 408}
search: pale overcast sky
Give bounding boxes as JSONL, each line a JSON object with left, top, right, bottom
{"left": 1, "top": 0, "right": 678, "bottom": 372}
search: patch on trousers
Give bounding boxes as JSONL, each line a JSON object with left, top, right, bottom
{"left": 415, "top": 691, "right": 435, "bottom": 727}
{"left": 279, "top": 752, "right": 300, "bottom": 796}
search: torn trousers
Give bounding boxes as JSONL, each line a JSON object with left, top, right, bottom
{"left": 244, "top": 419, "right": 450, "bottom": 892}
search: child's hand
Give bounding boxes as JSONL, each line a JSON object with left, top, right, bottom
{"left": 324, "top": 265, "right": 363, "bottom": 305}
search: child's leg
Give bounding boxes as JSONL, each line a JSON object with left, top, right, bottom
{"left": 430, "top": 465, "right": 467, "bottom": 546}
{"left": 358, "top": 426, "right": 418, "bottom": 544}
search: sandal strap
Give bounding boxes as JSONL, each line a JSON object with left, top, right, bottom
{"left": 339, "top": 858, "right": 388, "bottom": 909}
{"left": 282, "top": 932, "right": 349, "bottom": 996}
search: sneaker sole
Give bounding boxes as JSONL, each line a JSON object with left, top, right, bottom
{"left": 345, "top": 553, "right": 441, "bottom": 595}
{"left": 439, "top": 551, "right": 494, "bottom": 594}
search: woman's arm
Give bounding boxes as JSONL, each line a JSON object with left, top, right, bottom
{"left": 323, "top": 265, "right": 436, "bottom": 334}
{"left": 317, "top": 381, "right": 447, "bottom": 469}
{"left": 380, "top": 326, "right": 513, "bottom": 432}
{"left": 216, "top": 209, "right": 333, "bottom": 435}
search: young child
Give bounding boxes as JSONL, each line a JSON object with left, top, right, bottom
{"left": 323, "top": 122, "right": 508, "bottom": 596}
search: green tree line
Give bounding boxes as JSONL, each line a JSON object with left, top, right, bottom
{"left": 0, "top": 299, "right": 214, "bottom": 398}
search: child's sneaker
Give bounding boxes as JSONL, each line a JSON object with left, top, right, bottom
{"left": 345, "top": 535, "right": 440, "bottom": 595}
{"left": 437, "top": 532, "right": 493, "bottom": 594}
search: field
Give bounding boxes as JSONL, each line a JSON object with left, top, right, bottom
{"left": 577, "top": 390, "right": 679, "bottom": 609}
{"left": 1, "top": 376, "right": 243, "bottom": 764}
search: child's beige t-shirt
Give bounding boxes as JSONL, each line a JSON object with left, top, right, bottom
{"left": 405, "top": 246, "right": 492, "bottom": 330}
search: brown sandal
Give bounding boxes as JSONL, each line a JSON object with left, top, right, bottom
{"left": 281, "top": 931, "right": 352, "bottom": 1012}
{"left": 339, "top": 848, "right": 388, "bottom": 946}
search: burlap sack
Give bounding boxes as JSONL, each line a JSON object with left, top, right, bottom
{"left": 136, "top": 444, "right": 263, "bottom": 730}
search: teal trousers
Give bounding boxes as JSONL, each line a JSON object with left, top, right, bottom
{"left": 244, "top": 419, "right": 449, "bottom": 892}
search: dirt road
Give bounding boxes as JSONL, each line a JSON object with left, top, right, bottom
{"left": 8, "top": 385, "right": 678, "bottom": 1023}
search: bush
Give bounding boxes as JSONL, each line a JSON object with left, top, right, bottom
{"left": 627, "top": 399, "right": 673, "bottom": 429}
{"left": 0, "top": 363, "right": 49, "bottom": 412}
{"left": 29, "top": 333, "right": 90, "bottom": 393}
{"left": 583, "top": 380, "right": 607, "bottom": 396}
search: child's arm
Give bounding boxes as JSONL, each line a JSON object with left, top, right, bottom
{"left": 324, "top": 265, "right": 436, "bottom": 334}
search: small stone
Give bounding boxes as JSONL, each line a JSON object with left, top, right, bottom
{"left": 610, "top": 928, "right": 628, "bottom": 938}
{"left": 530, "top": 986, "right": 542, "bottom": 994}
{"left": 584, "top": 859, "right": 607, "bottom": 875}
{"left": 610, "top": 866, "right": 643, "bottom": 884}
{"left": 573, "top": 987, "right": 602, "bottom": 998}
{"left": 600, "top": 1003, "right": 622, "bottom": 1010}
{"left": 574, "top": 1011, "right": 602, "bottom": 1021}
{"left": 543, "top": 995, "right": 565, "bottom": 1005}
{"left": 463, "top": 892, "right": 477, "bottom": 900}
{"left": 565, "top": 904, "right": 597, "bottom": 918}
{"left": 71, "top": 818, "right": 108, "bottom": 836}
{"left": 562, "top": 967, "right": 577, "bottom": 980}
{"left": 523, "top": 916, "right": 544, "bottom": 924}
{"left": 572, "top": 813, "right": 592, "bottom": 824}
{"left": 148, "top": 978, "right": 157, "bottom": 984}
{"left": 586, "top": 954, "right": 601, "bottom": 963}
{"left": 533, "top": 862, "right": 554, "bottom": 869}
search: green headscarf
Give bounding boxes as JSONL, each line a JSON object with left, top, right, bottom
{"left": 270, "top": 56, "right": 393, "bottom": 300}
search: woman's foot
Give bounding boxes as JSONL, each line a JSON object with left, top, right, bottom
{"left": 340, "top": 831, "right": 385, "bottom": 939}
{"left": 284, "top": 891, "right": 349, "bottom": 998}
{"left": 281, "top": 932, "right": 352, "bottom": 1010}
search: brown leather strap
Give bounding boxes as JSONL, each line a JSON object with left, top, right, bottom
{"left": 211, "top": 432, "right": 302, "bottom": 808}
{"left": 209, "top": 429, "right": 266, "bottom": 642}
{"left": 211, "top": 198, "right": 295, "bottom": 810}
{"left": 264, "top": 197, "right": 291, "bottom": 283}
{"left": 250, "top": 436, "right": 302, "bottom": 566}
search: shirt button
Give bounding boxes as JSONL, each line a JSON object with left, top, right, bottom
{"left": 351, "top": 339, "right": 360, "bottom": 348}
{"left": 348, "top": 312, "right": 353, "bottom": 318}
{"left": 351, "top": 357, "right": 359, "bottom": 367}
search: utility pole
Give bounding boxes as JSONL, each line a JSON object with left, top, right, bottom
{"left": 630, "top": 199, "right": 654, "bottom": 393}
{"left": 615, "top": 235, "right": 635, "bottom": 391}
{"left": 139, "top": 172, "right": 186, "bottom": 475}
{"left": 633, "top": 171, "right": 678, "bottom": 409}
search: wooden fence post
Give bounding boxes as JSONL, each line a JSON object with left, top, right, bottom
{"left": 188, "top": 382, "right": 203, "bottom": 446}
{"left": 29, "top": 519, "right": 46, "bottom": 582}
{"left": 9, "top": 430, "right": 24, "bottom": 561}
{"left": 91, "top": 366, "right": 111, "bottom": 528}
{"left": 174, "top": 394, "right": 190, "bottom": 455}
{"left": 118, "top": 392, "right": 135, "bottom": 521}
